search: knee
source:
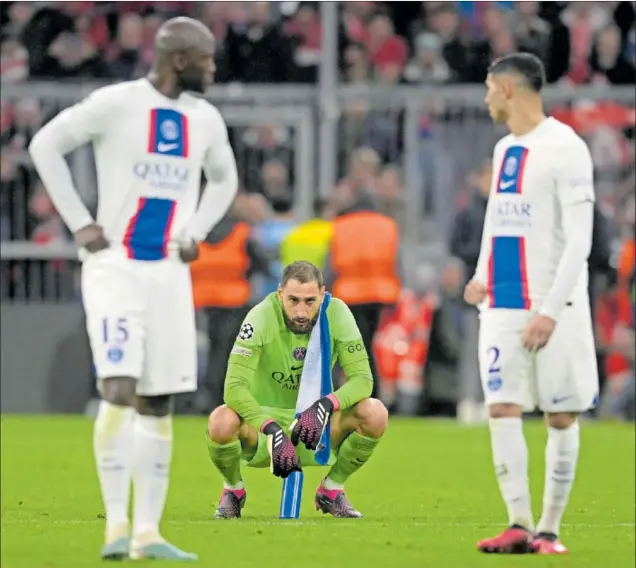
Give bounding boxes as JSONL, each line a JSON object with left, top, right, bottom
{"left": 135, "top": 394, "right": 172, "bottom": 417}
{"left": 100, "top": 376, "right": 136, "bottom": 407}
{"left": 207, "top": 404, "right": 241, "bottom": 443}
{"left": 488, "top": 403, "right": 522, "bottom": 419}
{"left": 545, "top": 412, "right": 578, "bottom": 429}
{"left": 355, "top": 398, "right": 389, "bottom": 438}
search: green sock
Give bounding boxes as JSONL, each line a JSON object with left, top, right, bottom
{"left": 327, "top": 431, "right": 380, "bottom": 485}
{"left": 206, "top": 438, "right": 242, "bottom": 487}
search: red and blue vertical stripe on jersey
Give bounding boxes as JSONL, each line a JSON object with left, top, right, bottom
{"left": 123, "top": 197, "right": 176, "bottom": 261}
{"left": 147, "top": 108, "right": 189, "bottom": 158}
{"left": 488, "top": 145, "right": 532, "bottom": 309}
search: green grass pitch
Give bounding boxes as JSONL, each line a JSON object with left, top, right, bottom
{"left": 1, "top": 416, "right": 634, "bottom": 567}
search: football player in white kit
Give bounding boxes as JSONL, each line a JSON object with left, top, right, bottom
{"left": 464, "top": 53, "right": 598, "bottom": 556}
{"left": 29, "top": 18, "right": 238, "bottom": 561}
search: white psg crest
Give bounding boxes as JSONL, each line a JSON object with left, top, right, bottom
{"left": 160, "top": 119, "right": 179, "bottom": 141}
{"left": 504, "top": 157, "right": 518, "bottom": 177}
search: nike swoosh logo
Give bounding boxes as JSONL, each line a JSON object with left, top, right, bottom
{"left": 157, "top": 142, "right": 178, "bottom": 152}
{"left": 499, "top": 180, "right": 515, "bottom": 190}
{"left": 552, "top": 395, "right": 573, "bottom": 404}
{"left": 291, "top": 365, "right": 303, "bottom": 371}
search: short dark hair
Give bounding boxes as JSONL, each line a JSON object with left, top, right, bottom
{"left": 488, "top": 52, "right": 546, "bottom": 92}
{"left": 270, "top": 193, "right": 293, "bottom": 213}
{"left": 281, "top": 261, "right": 324, "bottom": 288}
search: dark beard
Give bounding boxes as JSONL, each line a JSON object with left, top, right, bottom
{"left": 282, "top": 311, "right": 319, "bottom": 335}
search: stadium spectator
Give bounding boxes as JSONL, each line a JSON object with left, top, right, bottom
{"left": 238, "top": 123, "right": 294, "bottom": 194}
{"left": 260, "top": 158, "right": 292, "bottom": 199}
{"left": 402, "top": 32, "right": 452, "bottom": 84}
{"left": 341, "top": 1, "right": 376, "bottom": 44}
{"left": 374, "top": 164, "right": 406, "bottom": 235}
{"left": 218, "top": 1, "right": 294, "bottom": 83}
{"left": 471, "top": 5, "right": 519, "bottom": 80}
{"left": 449, "top": 159, "right": 492, "bottom": 283}
{"left": 339, "top": 146, "right": 380, "bottom": 199}
{"left": 511, "top": 1, "right": 552, "bottom": 61}
{"left": 252, "top": 189, "right": 296, "bottom": 297}
{"left": 421, "top": 257, "right": 466, "bottom": 418}
{"left": 590, "top": 24, "right": 636, "bottom": 85}
{"left": 366, "top": 11, "right": 407, "bottom": 78}
{"left": 1, "top": 35, "right": 28, "bottom": 83}
{"left": 423, "top": 3, "right": 472, "bottom": 82}
{"left": 285, "top": 2, "right": 322, "bottom": 83}
{"left": 342, "top": 41, "right": 372, "bottom": 83}
{"left": 106, "top": 13, "right": 146, "bottom": 80}
{"left": 559, "top": 1, "right": 611, "bottom": 85}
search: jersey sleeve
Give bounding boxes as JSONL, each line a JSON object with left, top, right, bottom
{"left": 28, "top": 85, "right": 124, "bottom": 233}
{"left": 223, "top": 304, "right": 271, "bottom": 431}
{"left": 540, "top": 135, "right": 596, "bottom": 320}
{"left": 330, "top": 299, "right": 373, "bottom": 409}
{"left": 554, "top": 136, "right": 595, "bottom": 206}
{"left": 38, "top": 85, "right": 122, "bottom": 150}
{"left": 186, "top": 104, "right": 238, "bottom": 243}
{"left": 473, "top": 140, "right": 504, "bottom": 284}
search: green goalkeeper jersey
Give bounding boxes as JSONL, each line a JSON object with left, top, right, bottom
{"left": 224, "top": 293, "right": 373, "bottom": 431}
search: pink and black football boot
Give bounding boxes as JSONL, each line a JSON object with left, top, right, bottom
{"left": 314, "top": 483, "right": 363, "bottom": 518}
{"left": 531, "top": 532, "right": 569, "bottom": 555}
{"left": 477, "top": 525, "right": 534, "bottom": 554}
{"left": 213, "top": 488, "right": 247, "bottom": 519}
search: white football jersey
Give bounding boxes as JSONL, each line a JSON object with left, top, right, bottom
{"left": 41, "top": 78, "right": 232, "bottom": 260}
{"left": 476, "top": 117, "right": 595, "bottom": 311}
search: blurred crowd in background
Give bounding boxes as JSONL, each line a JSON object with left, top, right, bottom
{"left": 1, "top": 1, "right": 634, "bottom": 420}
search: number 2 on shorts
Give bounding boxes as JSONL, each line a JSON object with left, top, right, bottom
{"left": 487, "top": 346, "right": 501, "bottom": 374}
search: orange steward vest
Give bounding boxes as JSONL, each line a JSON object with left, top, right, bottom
{"left": 190, "top": 222, "right": 250, "bottom": 308}
{"left": 332, "top": 212, "right": 400, "bottom": 305}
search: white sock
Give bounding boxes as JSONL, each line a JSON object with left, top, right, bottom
{"left": 489, "top": 417, "right": 534, "bottom": 531}
{"left": 537, "top": 422, "right": 580, "bottom": 536}
{"left": 323, "top": 477, "right": 344, "bottom": 491}
{"left": 223, "top": 480, "right": 245, "bottom": 491}
{"left": 93, "top": 401, "right": 135, "bottom": 538}
{"left": 132, "top": 414, "right": 173, "bottom": 540}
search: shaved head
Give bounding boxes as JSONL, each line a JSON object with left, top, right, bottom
{"left": 156, "top": 17, "right": 215, "bottom": 55}
{"left": 152, "top": 17, "right": 216, "bottom": 95}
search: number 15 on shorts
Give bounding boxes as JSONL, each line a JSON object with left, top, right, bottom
{"left": 101, "top": 317, "right": 129, "bottom": 364}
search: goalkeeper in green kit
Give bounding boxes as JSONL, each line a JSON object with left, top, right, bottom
{"left": 206, "top": 261, "right": 389, "bottom": 518}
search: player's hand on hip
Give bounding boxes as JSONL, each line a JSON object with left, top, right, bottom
{"left": 178, "top": 239, "right": 199, "bottom": 263}
{"left": 290, "top": 397, "right": 334, "bottom": 451}
{"left": 522, "top": 314, "right": 556, "bottom": 352}
{"left": 464, "top": 279, "right": 488, "bottom": 305}
{"left": 262, "top": 421, "right": 301, "bottom": 478}
{"left": 75, "top": 223, "right": 109, "bottom": 253}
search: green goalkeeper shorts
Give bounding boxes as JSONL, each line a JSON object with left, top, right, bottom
{"left": 241, "top": 406, "right": 337, "bottom": 468}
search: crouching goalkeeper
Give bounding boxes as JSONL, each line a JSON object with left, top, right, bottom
{"left": 206, "top": 261, "right": 389, "bottom": 518}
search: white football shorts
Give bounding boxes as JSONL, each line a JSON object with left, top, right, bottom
{"left": 478, "top": 303, "right": 599, "bottom": 413}
{"left": 81, "top": 248, "right": 197, "bottom": 396}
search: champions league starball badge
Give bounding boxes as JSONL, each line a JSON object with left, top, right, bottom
{"left": 238, "top": 323, "right": 254, "bottom": 340}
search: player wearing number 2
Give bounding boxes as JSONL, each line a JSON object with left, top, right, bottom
{"left": 28, "top": 18, "right": 238, "bottom": 561}
{"left": 465, "top": 53, "right": 599, "bottom": 556}
{"left": 206, "top": 261, "right": 389, "bottom": 518}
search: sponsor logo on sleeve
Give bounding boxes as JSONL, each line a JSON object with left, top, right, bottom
{"left": 231, "top": 346, "right": 253, "bottom": 358}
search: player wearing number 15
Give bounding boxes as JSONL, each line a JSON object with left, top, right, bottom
{"left": 206, "top": 261, "right": 389, "bottom": 518}
{"left": 465, "top": 53, "right": 599, "bottom": 556}
{"left": 28, "top": 18, "right": 239, "bottom": 562}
